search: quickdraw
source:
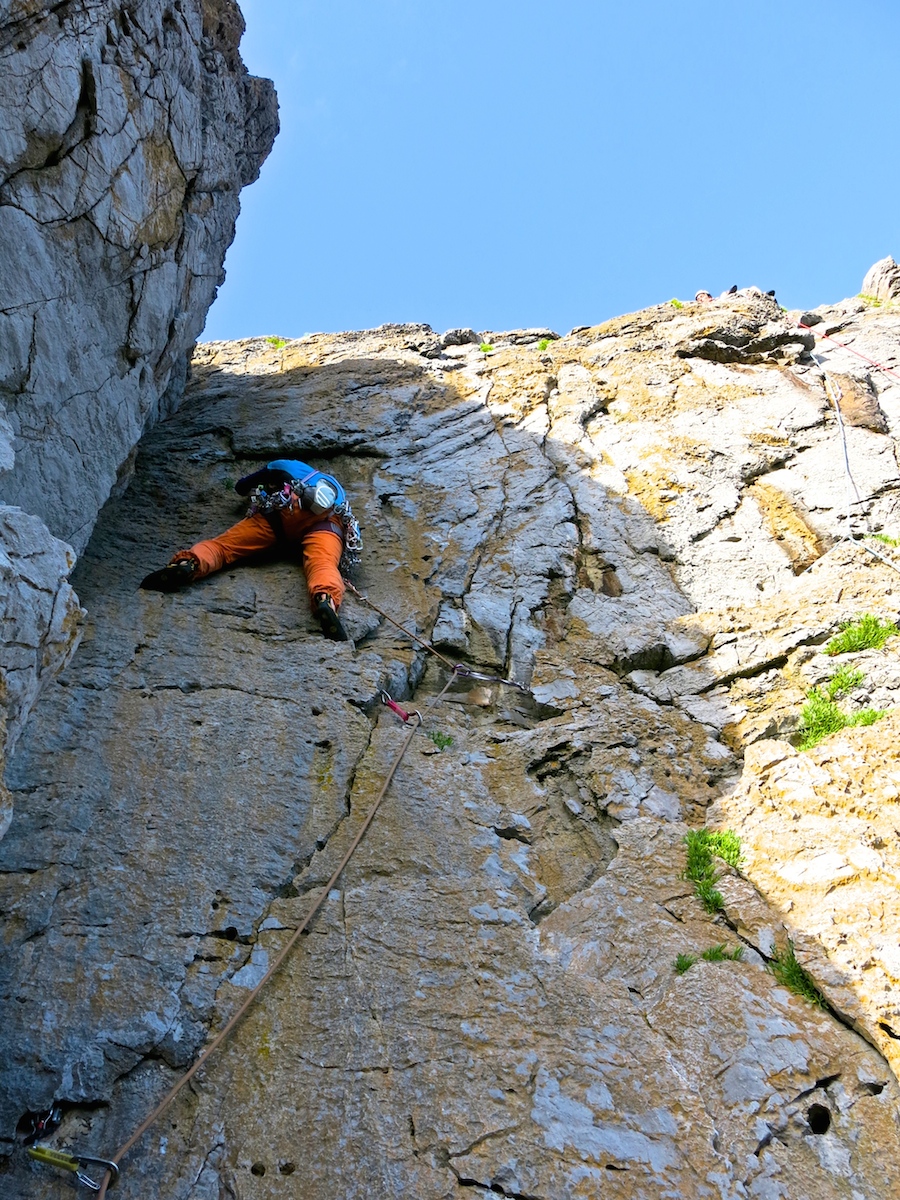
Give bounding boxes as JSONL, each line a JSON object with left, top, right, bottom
{"left": 335, "top": 500, "right": 363, "bottom": 571}
{"left": 27, "top": 1145, "right": 119, "bottom": 1192}
{"left": 380, "top": 690, "right": 415, "bottom": 723}
{"left": 451, "top": 664, "right": 529, "bottom": 693}
{"left": 246, "top": 482, "right": 294, "bottom": 515}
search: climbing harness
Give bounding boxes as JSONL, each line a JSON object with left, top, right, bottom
{"left": 77, "top": 677, "right": 456, "bottom": 1199}
{"left": 343, "top": 579, "right": 529, "bottom": 693}
{"left": 246, "top": 481, "right": 294, "bottom": 516}
{"left": 27, "top": 1145, "right": 119, "bottom": 1192}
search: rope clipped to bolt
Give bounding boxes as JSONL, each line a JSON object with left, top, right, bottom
{"left": 342, "top": 578, "right": 530, "bottom": 693}
{"left": 83, "top": 679, "right": 455, "bottom": 1198}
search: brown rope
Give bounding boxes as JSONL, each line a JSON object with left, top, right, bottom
{"left": 94, "top": 684, "right": 450, "bottom": 1198}
{"left": 342, "top": 578, "right": 460, "bottom": 672}
{"left": 343, "top": 580, "right": 529, "bottom": 692}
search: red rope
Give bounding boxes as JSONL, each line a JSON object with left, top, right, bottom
{"left": 799, "top": 321, "right": 900, "bottom": 384}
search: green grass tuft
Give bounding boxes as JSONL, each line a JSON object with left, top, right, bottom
{"left": 798, "top": 676, "right": 884, "bottom": 750}
{"left": 705, "top": 829, "right": 743, "bottom": 869}
{"left": 537, "top": 338, "right": 552, "bottom": 351}
{"left": 858, "top": 293, "right": 883, "bottom": 307}
{"left": 701, "top": 943, "right": 743, "bottom": 962}
{"left": 675, "top": 944, "right": 743, "bottom": 973}
{"left": 824, "top": 613, "right": 898, "bottom": 656}
{"left": 852, "top": 707, "right": 885, "bottom": 728}
{"left": 427, "top": 730, "right": 454, "bottom": 751}
{"left": 670, "top": 298, "right": 684, "bottom": 309}
{"left": 683, "top": 829, "right": 742, "bottom": 913}
{"left": 867, "top": 533, "right": 900, "bottom": 547}
{"left": 265, "top": 335, "right": 289, "bottom": 349}
{"left": 694, "top": 879, "right": 724, "bottom": 912}
{"left": 824, "top": 664, "right": 865, "bottom": 700}
{"left": 479, "top": 342, "right": 494, "bottom": 354}
{"left": 797, "top": 687, "right": 847, "bottom": 750}
{"left": 768, "top": 942, "right": 825, "bottom": 1006}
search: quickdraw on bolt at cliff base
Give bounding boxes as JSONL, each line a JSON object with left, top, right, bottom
{"left": 26, "top": 582, "right": 534, "bottom": 1196}
{"left": 27, "top": 1145, "right": 119, "bottom": 1192}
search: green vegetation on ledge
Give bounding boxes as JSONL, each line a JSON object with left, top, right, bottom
{"left": 797, "top": 665, "right": 882, "bottom": 751}
{"left": 683, "top": 829, "right": 742, "bottom": 914}
{"left": 768, "top": 942, "right": 826, "bottom": 1006}
{"left": 824, "top": 613, "right": 898, "bottom": 656}
{"left": 674, "top": 944, "right": 743, "bottom": 974}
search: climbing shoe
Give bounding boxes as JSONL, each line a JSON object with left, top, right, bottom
{"left": 140, "top": 560, "right": 197, "bottom": 592}
{"left": 315, "top": 593, "right": 348, "bottom": 641}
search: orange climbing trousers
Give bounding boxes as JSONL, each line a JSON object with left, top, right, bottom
{"left": 172, "top": 498, "right": 345, "bottom": 610}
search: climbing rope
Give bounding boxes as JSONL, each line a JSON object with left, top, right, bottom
{"left": 31, "top": 677, "right": 454, "bottom": 1198}
{"left": 799, "top": 320, "right": 900, "bottom": 385}
{"left": 808, "top": 348, "right": 900, "bottom": 582}
{"left": 343, "top": 578, "right": 530, "bottom": 692}
{"left": 30, "top": 576, "right": 530, "bottom": 1193}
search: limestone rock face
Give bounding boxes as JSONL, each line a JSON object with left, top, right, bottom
{"left": 861, "top": 255, "right": 900, "bottom": 304}
{"left": 0, "top": 506, "right": 84, "bottom": 838}
{"left": 714, "top": 720, "right": 900, "bottom": 1082}
{"left": 0, "top": 1, "right": 277, "bottom": 882}
{"left": 0, "top": 0, "right": 278, "bottom": 553}
{"left": 3, "top": 290, "right": 900, "bottom": 1196}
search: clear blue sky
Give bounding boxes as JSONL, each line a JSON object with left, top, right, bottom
{"left": 202, "top": 0, "right": 900, "bottom": 341}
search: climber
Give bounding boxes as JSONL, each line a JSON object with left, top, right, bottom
{"left": 140, "top": 459, "right": 362, "bottom": 642}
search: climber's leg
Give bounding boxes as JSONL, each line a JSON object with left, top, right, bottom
{"left": 141, "top": 514, "right": 278, "bottom": 590}
{"left": 301, "top": 529, "right": 347, "bottom": 640}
